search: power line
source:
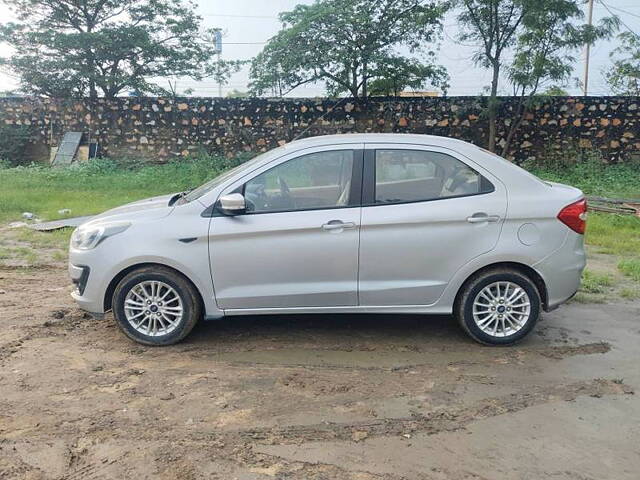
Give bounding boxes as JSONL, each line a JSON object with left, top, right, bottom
{"left": 598, "top": 0, "right": 640, "bottom": 38}
{"left": 201, "top": 14, "right": 278, "bottom": 19}
{"left": 601, "top": 4, "right": 640, "bottom": 20}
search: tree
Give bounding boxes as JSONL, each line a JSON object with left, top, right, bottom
{"left": 453, "top": 0, "right": 616, "bottom": 153}
{"left": 500, "top": 0, "right": 616, "bottom": 156}
{"left": 606, "top": 32, "right": 640, "bottom": 96}
{"left": 226, "top": 89, "right": 249, "bottom": 98}
{"left": 249, "top": 0, "right": 448, "bottom": 99}
{"left": 0, "top": 0, "right": 241, "bottom": 98}
{"left": 541, "top": 85, "right": 569, "bottom": 96}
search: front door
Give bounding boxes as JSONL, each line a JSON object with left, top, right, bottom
{"left": 209, "top": 147, "right": 363, "bottom": 310}
{"left": 358, "top": 145, "right": 507, "bottom": 306}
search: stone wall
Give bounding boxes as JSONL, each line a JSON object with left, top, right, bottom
{"left": 0, "top": 96, "right": 638, "bottom": 164}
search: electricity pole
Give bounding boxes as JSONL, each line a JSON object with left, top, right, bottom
{"left": 582, "top": 0, "right": 595, "bottom": 96}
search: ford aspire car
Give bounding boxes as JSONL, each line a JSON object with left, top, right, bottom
{"left": 69, "top": 134, "right": 587, "bottom": 346}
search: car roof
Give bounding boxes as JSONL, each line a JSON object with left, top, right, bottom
{"left": 288, "top": 133, "right": 472, "bottom": 149}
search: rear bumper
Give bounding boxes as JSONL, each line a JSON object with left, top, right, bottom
{"left": 534, "top": 231, "right": 586, "bottom": 310}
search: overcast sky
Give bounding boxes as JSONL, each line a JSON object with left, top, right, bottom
{"left": 0, "top": 0, "right": 638, "bottom": 97}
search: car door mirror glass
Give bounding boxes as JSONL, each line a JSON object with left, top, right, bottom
{"left": 217, "top": 193, "right": 246, "bottom": 216}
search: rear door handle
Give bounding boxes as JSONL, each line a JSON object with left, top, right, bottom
{"left": 322, "top": 220, "right": 356, "bottom": 231}
{"left": 467, "top": 213, "right": 501, "bottom": 223}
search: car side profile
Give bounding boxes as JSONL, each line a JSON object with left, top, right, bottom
{"left": 68, "top": 134, "right": 587, "bottom": 346}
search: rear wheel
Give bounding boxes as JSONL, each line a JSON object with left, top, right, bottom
{"left": 455, "top": 268, "right": 541, "bottom": 345}
{"left": 112, "top": 266, "right": 201, "bottom": 346}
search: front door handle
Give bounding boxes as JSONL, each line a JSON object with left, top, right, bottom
{"left": 467, "top": 213, "right": 501, "bottom": 223}
{"left": 322, "top": 220, "right": 356, "bottom": 231}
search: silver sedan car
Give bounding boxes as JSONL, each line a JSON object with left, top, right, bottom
{"left": 69, "top": 134, "right": 587, "bottom": 346}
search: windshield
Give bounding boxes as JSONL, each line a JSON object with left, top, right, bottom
{"left": 184, "top": 148, "right": 282, "bottom": 202}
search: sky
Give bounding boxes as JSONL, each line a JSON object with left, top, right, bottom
{"left": 0, "top": 0, "right": 638, "bottom": 97}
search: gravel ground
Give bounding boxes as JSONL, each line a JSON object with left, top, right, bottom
{"left": 1, "top": 265, "right": 639, "bottom": 480}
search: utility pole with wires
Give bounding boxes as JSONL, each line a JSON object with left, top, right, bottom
{"left": 582, "top": 0, "right": 595, "bottom": 96}
{"left": 213, "top": 30, "right": 223, "bottom": 97}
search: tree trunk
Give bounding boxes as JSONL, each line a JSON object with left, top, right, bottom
{"left": 487, "top": 61, "right": 500, "bottom": 152}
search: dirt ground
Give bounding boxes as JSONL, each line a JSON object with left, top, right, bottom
{"left": 1, "top": 264, "right": 639, "bottom": 480}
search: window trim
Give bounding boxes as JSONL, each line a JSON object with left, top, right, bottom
{"left": 362, "top": 148, "right": 495, "bottom": 207}
{"left": 210, "top": 149, "right": 364, "bottom": 217}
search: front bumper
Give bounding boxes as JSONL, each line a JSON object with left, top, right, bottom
{"left": 68, "top": 252, "right": 107, "bottom": 315}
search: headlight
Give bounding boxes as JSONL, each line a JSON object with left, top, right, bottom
{"left": 71, "top": 222, "right": 131, "bottom": 250}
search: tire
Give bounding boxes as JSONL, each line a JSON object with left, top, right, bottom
{"left": 112, "top": 266, "right": 202, "bottom": 346}
{"left": 455, "top": 268, "right": 541, "bottom": 346}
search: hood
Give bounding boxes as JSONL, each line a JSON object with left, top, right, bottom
{"left": 81, "top": 193, "right": 177, "bottom": 227}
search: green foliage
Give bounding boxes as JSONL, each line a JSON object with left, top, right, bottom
{"left": 619, "top": 259, "right": 640, "bottom": 283}
{"left": 453, "top": 0, "right": 617, "bottom": 153}
{"left": 606, "top": 32, "right": 640, "bottom": 96}
{"left": 525, "top": 154, "right": 640, "bottom": 199}
{"left": 541, "top": 85, "right": 569, "bottom": 96}
{"left": 0, "top": 124, "right": 32, "bottom": 166}
{"left": 580, "top": 269, "right": 614, "bottom": 294}
{"left": 249, "top": 0, "right": 448, "bottom": 98}
{"left": 0, "top": 0, "right": 241, "bottom": 98}
{"left": 586, "top": 213, "right": 640, "bottom": 257}
{"left": 0, "top": 153, "right": 252, "bottom": 222}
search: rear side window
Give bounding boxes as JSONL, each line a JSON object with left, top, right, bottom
{"left": 374, "top": 150, "right": 493, "bottom": 204}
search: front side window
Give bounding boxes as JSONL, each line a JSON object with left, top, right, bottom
{"left": 374, "top": 150, "right": 492, "bottom": 204}
{"left": 244, "top": 150, "right": 354, "bottom": 213}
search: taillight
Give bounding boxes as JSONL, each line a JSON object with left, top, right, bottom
{"left": 557, "top": 198, "right": 587, "bottom": 234}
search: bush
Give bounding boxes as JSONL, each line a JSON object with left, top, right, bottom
{"left": 0, "top": 124, "right": 32, "bottom": 166}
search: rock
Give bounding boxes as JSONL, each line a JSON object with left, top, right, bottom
{"left": 22, "top": 212, "right": 35, "bottom": 220}
{"left": 398, "top": 117, "right": 408, "bottom": 127}
{"left": 610, "top": 140, "right": 620, "bottom": 148}
{"left": 58, "top": 209, "right": 71, "bottom": 215}
{"left": 244, "top": 117, "right": 252, "bottom": 126}
{"left": 573, "top": 119, "right": 581, "bottom": 127}
{"left": 160, "top": 392, "right": 175, "bottom": 401}
{"left": 351, "top": 430, "right": 369, "bottom": 442}
{"left": 139, "top": 136, "right": 148, "bottom": 144}
{"left": 177, "top": 103, "right": 189, "bottom": 111}
{"left": 600, "top": 118, "right": 610, "bottom": 126}
{"left": 0, "top": 289, "right": 6, "bottom": 294}
{"left": 50, "top": 310, "right": 67, "bottom": 319}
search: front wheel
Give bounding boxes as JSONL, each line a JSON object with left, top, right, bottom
{"left": 455, "top": 268, "right": 541, "bottom": 345}
{"left": 112, "top": 266, "right": 201, "bottom": 346}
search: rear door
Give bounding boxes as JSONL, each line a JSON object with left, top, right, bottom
{"left": 358, "top": 144, "right": 507, "bottom": 306}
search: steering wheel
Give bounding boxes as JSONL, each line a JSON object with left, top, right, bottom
{"left": 278, "top": 176, "right": 291, "bottom": 195}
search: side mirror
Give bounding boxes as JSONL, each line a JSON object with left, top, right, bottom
{"left": 217, "top": 193, "right": 246, "bottom": 216}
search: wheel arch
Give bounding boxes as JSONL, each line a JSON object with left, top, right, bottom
{"left": 453, "top": 261, "right": 549, "bottom": 311}
{"left": 103, "top": 262, "right": 205, "bottom": 313}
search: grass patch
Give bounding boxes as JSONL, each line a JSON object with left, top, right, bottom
{"left": 584, "top": 213, "right": 640, "bottom": 256}
{"left": 618, "top": 259, "right": 640, "bottom": 283}
{"left": 0, "top": 155, "right": 250, "bottom": 223}
{"left": 580, "top": 269, "right": 614, "bottom": 294}
{"left": 620, "top": 288, "right": 640, "bottom": 300}
{"left": 526, "top": 156, "right": 640, "bottom": 199}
